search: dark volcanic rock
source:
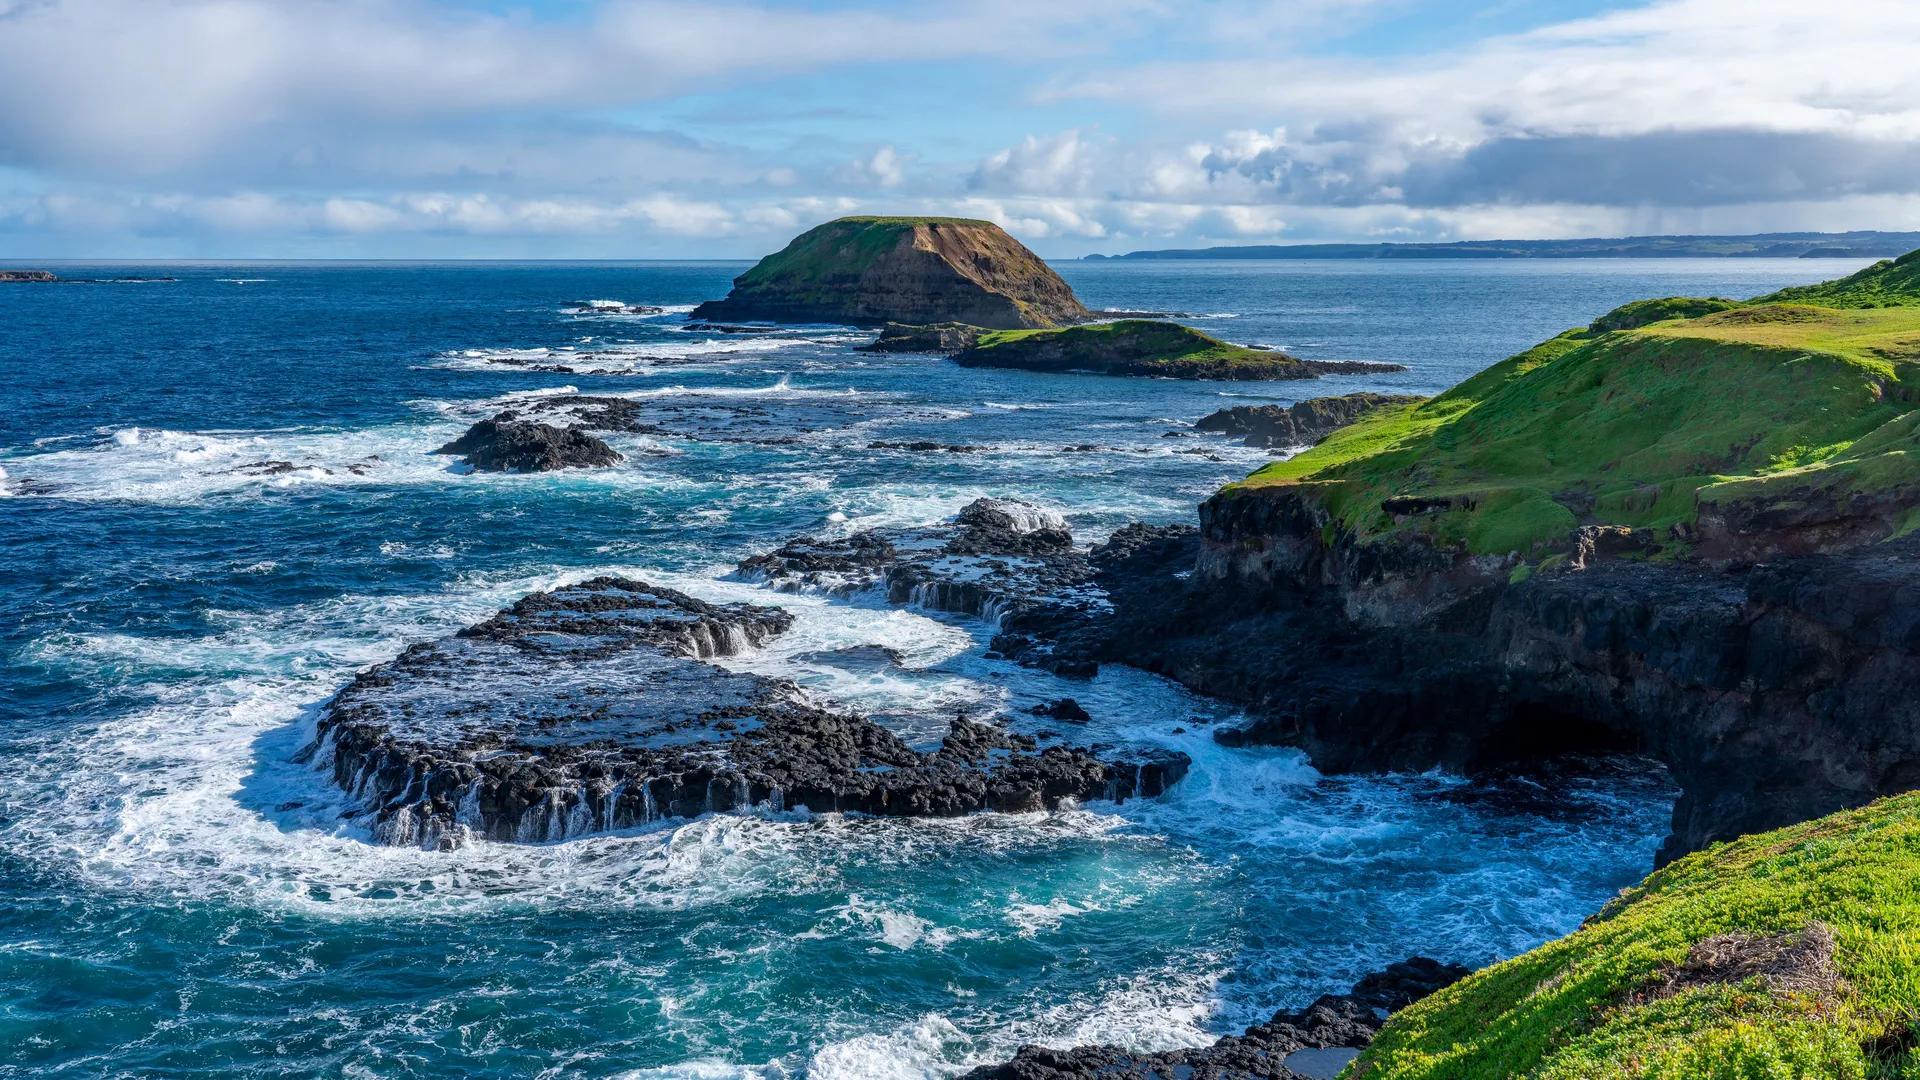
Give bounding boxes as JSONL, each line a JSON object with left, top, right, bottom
{"left": 304, "top": 578, "right": 1187, "bottom": 848}
{"left": 962, "top": 957, "right": 1470, "bottom": 1080}
{"left": 1031, "top": 698, "right": 1091, "bottom": 723}
{"left": 863, "top": 321, "right": 984, "bottom": 353}
{"left": 458, "top": 392, "right": 961, "bottom": 450}
{"left": 739, "top": 498, "right": 1107, "bottom": 673}
{"left": 435, "top": 419, "right": 622, "bottom": 472}
{"left": 1196, "top": 393, "right": 1425, "bottom": 449}
{"left": 1055, "top": 480, "right": 1920, "bottom": 862}
{"left": 0, "top": 269, "right": 56, "bottom": 282}
{"left": 868, "top": 440, "right": 979, "bottom": 453}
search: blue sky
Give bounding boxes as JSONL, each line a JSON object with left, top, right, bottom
{"left": 1, "top": 0, "right": 1917, "bottom": 258}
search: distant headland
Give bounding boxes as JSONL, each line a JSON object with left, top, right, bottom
{"left": 1084, "top": 230, "right": 1920, "bottom": 261}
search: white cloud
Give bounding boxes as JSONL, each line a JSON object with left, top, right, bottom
{"left": 842, "top": 146, "right": 908, "bottom": 189}
{"left": 2, "top": 0, "right": 1918, "bottom": 255}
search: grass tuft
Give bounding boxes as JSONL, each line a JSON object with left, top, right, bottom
{"left": 1353, "top": 793, "right": 1920, "bottom": 1080}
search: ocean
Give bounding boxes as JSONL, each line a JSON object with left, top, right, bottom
{"left": 0, "top": 257, "right": 1869, "bottom": 1077}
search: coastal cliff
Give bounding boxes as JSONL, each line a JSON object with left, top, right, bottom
{"left": 690, "top": 216, "right": 1091, "bottom": 329}
{"left": 1070, "top": 252, "right": 1920, "bottom": 863}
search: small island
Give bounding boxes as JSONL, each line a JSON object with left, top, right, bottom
{"left": 691, "top": 216, "right": 1091, "bottom": 329}
{"left": 955, "top": 319, "right": 1407, "bottom": 380}
{"left": 0, "top": 269, "right": 56, "bottom": 282}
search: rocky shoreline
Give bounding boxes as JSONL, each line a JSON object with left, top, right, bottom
{"left": 739, "top": 497, "right": 1116, "bottom": 674}
{"left": 1195, "top": 393, "right": 1426, "bottom": 448}
{"left": 964, "top": 957, "right": 1471, "bottom": 1080}
{"left": 304, "top": 576, "right": 1188, "bottom": 848}
{"left": 950, "top": 457, "right": 1920, "bottom": 867}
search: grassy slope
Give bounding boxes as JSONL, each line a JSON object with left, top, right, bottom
{"left": 971, "top": 319, "right": 1303, "bottom": 373}
{"left": 727, "top": 216, "right": 1082, "bottom": 327}
{"left": 1761, "top": 249, "right": 1920, "bottom": 308}
{"left": 732, "top": 217, "right": 952, "bottom": 289}
{"left": 1353, "top": 793, "right": 1920, "bottom": 1080}
{"left": 1227, "top": 256, "right": 1920, "bottom": 556}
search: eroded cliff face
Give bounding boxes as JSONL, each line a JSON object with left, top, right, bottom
{"left": 1151, "top": 486, "right": 1920, "bottom": 862}
{"left": 690, "top": 217, "right": 1091, "bottom": 329}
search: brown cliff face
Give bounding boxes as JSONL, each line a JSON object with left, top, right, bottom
{"left": 690, "top": 217, "right": 1090, "bottom": 329}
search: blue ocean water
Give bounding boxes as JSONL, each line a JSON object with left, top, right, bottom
{"left": 0, "top": 258, "right": 1868, "bottom": 1077}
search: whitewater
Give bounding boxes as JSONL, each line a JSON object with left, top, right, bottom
{"left": 0, "top": 257, "right": 1869, "bottom": 1077}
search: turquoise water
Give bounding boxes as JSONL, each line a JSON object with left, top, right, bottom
{"left": 0, "top": 258, "right": 1866, "bottom": 1077}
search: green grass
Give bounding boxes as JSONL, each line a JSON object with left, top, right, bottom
{"left": 1351, "top": 793, "right": 1920, "bottom": 1080}
{"left": 1759, "top": 250, "right": 1920, "bottom": 309}
{"left": 1223, "top": 260, "right": 1920, "bottom": 557}
{"left": 1589, "top": 296, "right": 1742, "bottom": 333}
{"left": 735, "top": 217, "right": 924, "bottom": 289}
{"left": 970, "top": 319, "right": 1311, "bottom": 373}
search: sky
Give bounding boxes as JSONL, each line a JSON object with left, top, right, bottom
{"left": 2, "top": 0, "right": 1919, "bottom": 259}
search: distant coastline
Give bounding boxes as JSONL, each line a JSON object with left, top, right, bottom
{"left": 1083, "top": 230, "right": 1920, "bottom": 261}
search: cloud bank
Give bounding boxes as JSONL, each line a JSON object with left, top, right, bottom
{"left": 1, "top": 0, "right": 1916, "bottom": 256}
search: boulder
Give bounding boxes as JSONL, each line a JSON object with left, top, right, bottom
{"left": 962, "top": 956, "right": 1470, "bottom": 1080}
{"left": 435, "top": 419, "right": 622, "bottom": 472}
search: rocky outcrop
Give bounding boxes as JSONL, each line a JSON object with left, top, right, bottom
{"left": 863, "top": 321, "right": 984, "bottom": 353}
{"left": 0, "top": 269, "right": 56, "bottom": 282}
{"left": 1052, "top": 483, "right": 1920, "bottom": 863}
{"left": 958, "top": 321, "right": 1406, "bottom": 381}
{"left": 303, "top": 577, "right": 1188, "bottom": 848}
{"left": 691, "top": 217, "right": 1091, "bottom": 329}
{"left": 739, "top": 497, "right": 1108, "bottom": 674}
{"left": 1196, "top": 394, "right": 1426, "bottom": 448}
{"left": 962, "top": 957, "right": 1470, "bottom": 1080}
{"left": 435, "top": 419, "right": 622, "bottom": 472}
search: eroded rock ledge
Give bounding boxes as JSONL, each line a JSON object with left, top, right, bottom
{"left": 739, "top": 497, "right": 1109, "bottom": 674}
{"left": 303, "top": 577, "right": 1186, "bottom": 848}
{"left": 1022, "top": 484, "right": 1920, "bottom": 863}
{"left": 963, "top": 957, "right": 1470, "bottom": 1080}
{"left": 1196, "top": 393, "right": 1426, "bottom": 449}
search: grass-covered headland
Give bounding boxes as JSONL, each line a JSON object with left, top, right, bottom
{"left": 1354, "top": 793, "right": 1920, "bottom": 1079}
{"left": 1227, "top": 250, "right": 1920, "bottom": 560}
{"left": 957, "top": 319, "right": 1406, "bottom": 380}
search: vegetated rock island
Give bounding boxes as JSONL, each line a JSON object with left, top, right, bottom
{"left": 956, "top": 320, "right": 1407, "bottom": 381}
{"left": 691, "top": 217, "right": 1403, "bottom": 381}
{"left": 964, "top": 249, "right": 1920, "bottom": 1076}
{"left": 690, "top": 215, "right": 1090, "bottom": 329}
